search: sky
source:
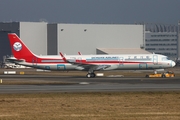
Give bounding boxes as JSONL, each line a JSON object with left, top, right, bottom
{"left": 0, "top": 0, "right": 180, "bottom": 25}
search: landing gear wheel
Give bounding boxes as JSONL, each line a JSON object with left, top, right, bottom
{"left": 86, "top": 73, "right": 96, "bottom": 78}
{"left": 86, "top": 73, "right": 91, "bottom": 78}
{"left": 145, "top": 75, "right": 149, "bottom": 78}
{"left": 162, "top": 74, "right": 166, "bottom": 78}
{"left": 91, "top": 73, "right": 96, "bottom": 78}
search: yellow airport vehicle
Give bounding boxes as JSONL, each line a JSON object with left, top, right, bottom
{"left": 145, "top": 71, "right": 175, "bottom": 78}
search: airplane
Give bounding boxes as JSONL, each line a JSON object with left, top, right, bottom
{"left": 7, "top": 33, "right": 176, "bottom": 78}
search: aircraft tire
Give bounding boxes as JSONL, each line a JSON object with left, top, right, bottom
{"left": 91, "top": 73, "right": 96, "bottom": 78}
{"left": 86, "top": 73, "right": 96, "bottom": 78}
{"left": 162, "top": 74, "right": 166, "bottom": 78}
{"left": 86, "top": 74, "right": 91, "bottom": 78}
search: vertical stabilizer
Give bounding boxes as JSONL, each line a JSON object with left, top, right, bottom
{"left": 8, "top": 33, "right": 36, "bottom": 62}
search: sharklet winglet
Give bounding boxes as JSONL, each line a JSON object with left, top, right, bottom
{"left": 78, "top": 52, "right": 82, "bottom": 55}
{"left": 59, "top": 52, "right": 67, "bottom": 62}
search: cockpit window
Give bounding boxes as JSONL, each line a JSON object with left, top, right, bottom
{"left": 162, "top": 57, "right": 168, "bottom": 61}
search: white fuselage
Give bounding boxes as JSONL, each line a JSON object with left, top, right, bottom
{"left": 17, "top": 54, "right": 175, "bottom": 71}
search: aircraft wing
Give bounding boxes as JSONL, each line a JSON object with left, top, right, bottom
{"left": 59, "top": 52, "right": 111, "bottom": 71}
{"left": 67, "top": 59, "right": 111, "bottom": 71}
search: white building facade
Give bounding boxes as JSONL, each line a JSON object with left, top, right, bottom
{"left": 48, "top": 23, "right": 144, "bottom": 55}
{"left": 58, "top": 24, "right": 144, "bottom": 55}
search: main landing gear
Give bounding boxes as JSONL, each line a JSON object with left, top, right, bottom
{"left": 86, "top": 73, "right": 96, "bottom": 78}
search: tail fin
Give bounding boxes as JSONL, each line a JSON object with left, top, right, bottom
{"left": 8, "top": 33, "right": 36, "bottom": 61}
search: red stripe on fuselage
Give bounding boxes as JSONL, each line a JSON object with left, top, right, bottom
{"left": 29, "top": 59, "right": 152, "bottom": 64}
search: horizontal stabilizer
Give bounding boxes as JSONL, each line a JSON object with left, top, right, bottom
{"left": 6, "top": 57, "right": 24, "bottom": 63}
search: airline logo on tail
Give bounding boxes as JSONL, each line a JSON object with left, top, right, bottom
{"left": 13, "top": 42, "right": 22, "bottom": 51}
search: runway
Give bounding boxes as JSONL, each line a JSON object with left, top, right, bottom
{"left": 0, "top": 75, "right": 180, "bottom": 93}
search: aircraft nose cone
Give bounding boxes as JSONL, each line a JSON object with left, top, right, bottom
{"left": 172, "top": 61, "right": 176, "bottom": 67}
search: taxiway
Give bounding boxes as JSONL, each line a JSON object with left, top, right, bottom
{"left": 0, "top": 75, "right": 180, "bottom": 93}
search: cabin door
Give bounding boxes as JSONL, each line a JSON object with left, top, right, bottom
{"left": 119, "top": 57, "right": 124, "bottom": 66}
{"left": 153, "top": 55, "right": 158, "bottom": 64}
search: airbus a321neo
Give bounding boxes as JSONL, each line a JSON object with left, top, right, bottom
{"left": 8, "top": 33, "right": 176, "bottom": 78}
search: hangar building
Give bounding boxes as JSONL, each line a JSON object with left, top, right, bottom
{"left": 0, "top": 22, "right": 145, "bottom": 62}
{"left": 48, "top": 23, "right": 145, "bottom": 55}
